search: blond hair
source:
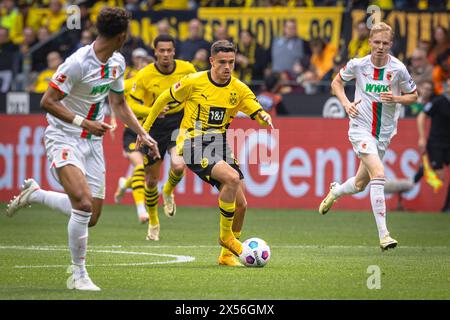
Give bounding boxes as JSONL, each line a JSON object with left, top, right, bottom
{"left": 369, "top": 22, "right": 394, "bottom": 40}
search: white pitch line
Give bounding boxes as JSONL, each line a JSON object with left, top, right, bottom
{"left": 0, "top": 246, "right": 195, "bottom": 269}
{"left": 1, "top": 244, "right": 449, "bottom": 250}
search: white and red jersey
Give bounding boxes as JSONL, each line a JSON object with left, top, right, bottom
{"left": 340, "top": 54, "right": 416, "bottom": 142}
{"left": 48, "top": 42, "right": 125, "bottom": 139}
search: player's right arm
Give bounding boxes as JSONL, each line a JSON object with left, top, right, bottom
{"left": 142, "top": 74, "right": 193, "bottom": 132}
{"left": 416, "top": 110, "right": 428, "bottom": 155}
{"left": 128, "top": 71, "right": 153, "bottom": 118}
{"left": 331, "top": 59, "right": 360, "bottom": 118}
{"left": 41, "top": 60, "right": 111, "bottom": 137}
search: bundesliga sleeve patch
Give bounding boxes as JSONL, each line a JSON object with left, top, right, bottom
{"left": 174, "top": 81, "right": 181, "bottom": 91}
{"left": 55, "top": 73, "right": 67, "bottom": 83}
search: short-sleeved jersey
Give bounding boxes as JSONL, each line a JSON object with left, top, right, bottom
{"left": 49, "top": 43, "right": 125, "bottom": 140}
{"left": 423, "top": 95, "right": 450, "bottom": 146}
{"left": 130, "top": 59, "right": 196, "bottom": 116}
{"left": 168, "top": 70, "right": 263, "bottom": 144}
{"left": 340, "top": 54, "right": 417, "bottom": 141}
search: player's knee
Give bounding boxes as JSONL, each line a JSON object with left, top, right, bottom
{"left": 73, "top": 197, "right": 93, "bottom": 213}
{"left": 224, "top": 171, "right": 241, "bottom": 188}
{"left": 172, "top": 163, "right": 185, "bottom": 176}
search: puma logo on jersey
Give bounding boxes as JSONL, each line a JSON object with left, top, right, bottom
{"left": 365, "top": 83, "right": 390, "bottom": 93}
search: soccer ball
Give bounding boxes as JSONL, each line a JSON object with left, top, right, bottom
{"left": 239, "top": 237, "right": 271, "bottom": 267}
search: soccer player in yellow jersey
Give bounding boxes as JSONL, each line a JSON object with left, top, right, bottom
{"left": 141, "top": 40, "right": 273, "bottom": 266}
{"left": 113, "top": 56, "right": 152, "bottom": 224}
{"left": 129, "top": 35, "right": 197, "bottom": 240}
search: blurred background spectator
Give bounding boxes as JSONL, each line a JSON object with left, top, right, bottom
{"left": 427, "top": 26, "right": 450, "bottom": 66}
{"left": 178, "top": 18, "right": 211, "bottom": 61}
{"left": 30, "top": 50, "right": 62, "bottom": 93}
{"left": 191, "top": 48, "right": 209, "bottom": 71}
{"left": 271, "top": 19, "right": 310, "bottom": 77}
{"left": 0, "top": 26, "right": 18, "bottom": 92}
{"left": 408, "top": 48, "right": 433, "bottom": 87}
{"left": 235, "top": 29, "right": 268, "bottom": 83}
{"left": 347, "top": 19, "right": 370, "bottom": 59}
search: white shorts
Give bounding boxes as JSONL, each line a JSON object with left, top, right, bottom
{"left": 349, "top": 130, "right": 390, "bottom": 160}
{"left": 44, "top": 126, "right": 106, "bottom": 199}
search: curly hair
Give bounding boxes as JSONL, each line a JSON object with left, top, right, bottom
{"left": 96, "top": 7, "right": 131, "bottom": 38}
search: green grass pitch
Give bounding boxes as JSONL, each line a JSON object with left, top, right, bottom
{"left": 0, "top": 204, "right": 449, "bottom": 300}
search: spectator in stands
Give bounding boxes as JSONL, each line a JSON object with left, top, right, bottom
{"left": 296, "top": 37, "right": 336, "bottom": 94}
{"left": 213, "top": 24, "right": 232, "bottom": 42}
{"left": 191, "top": 48, "right": 209, "bottom": 71}
{"left": 33, "top": 26, "right": 59, "bottom": 72}
{"left": 0, "top": 0, "right": 19, "bottom": 33}
{"left": 271, "top": 19, "right": 309, "bottom": 76}
{"left": 125, "top": 48, "right": 151, "bottom": 79}
{"left": 69, "top": 29, "right": 95, "bottom": 55}
{"left": 0, "top": 26, "right": 18, "bottom": 92}
{"left": 432, "top": 52, "right": 450, "bottom": 96}
{"left": 428, "top": 26, "right": 450, "bottom": 65}
{"left": 120, "top": 29, "right": 151, "bottom": 66}
{"left": 235, "top": 29, "right": 268, "bottom": 83}
{"left": 41, "top": 0, "right": 66, "bottom": 34}
{"left": 178, "top": 18, "right": 210, "bottom": 61}
{"left": 155, "top": 19, "right": 181, "bottom": 57}
{"left": 9, "top": 0, "right": 40, "bottom": 45}
{"left": 410, "top": 80, "right": 434, "bottom": 116}
{"left": 125, "top": 0, "right": 141, "bottom": 11}
{"left": 347, "top": 19, "right": 370, "bottom": 59}
{"left": 156, "top": 19, "right": 171, "bottom": 36}
{"left": 408, "top": 48, "right": 433, "bottom": 86}
{"left": 256, "top": 72, "right": 287, "bottom": 116}
{"left": 19, "top": 26, "right": 38, "bottom": 58}
{"left": 30, "top": 50, "right": 62, "bottom": 93}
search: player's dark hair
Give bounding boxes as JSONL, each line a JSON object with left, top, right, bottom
{"left": 153, "top": 34, "right": 176, "bottom": 48}
{"left": 211, "top": 40, "right": 236, "bottom": 56}
{"left": 96, "top": 7, "right": 131, "bottom": 38}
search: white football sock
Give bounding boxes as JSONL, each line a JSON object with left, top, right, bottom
{"left": 333, "top": 177, "right": 358, "bottom": 198}
{"left": 29, "top": 189, "right": 71, "bottom": 217}
{"left": 370, "top": 179, "right": 389, "bottom": 239}
{"left": 68, "top": 209, "right": 91, "bottom": 277}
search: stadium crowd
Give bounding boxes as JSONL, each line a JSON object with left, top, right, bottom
{"left": 0, "top": 0, "right": 448, "bottom": 112}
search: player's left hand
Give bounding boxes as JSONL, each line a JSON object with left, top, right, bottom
{"left": 108, "top": 117, "right": 117, "bottom": 141}
{"left": 380, "top": 91, "right": 396, "bottom": 103}
{"left": 256, "top": 110, "right": 274, "bottom": 129}
{"left": 136, "top": 133, "right": 160, "bottom": 160}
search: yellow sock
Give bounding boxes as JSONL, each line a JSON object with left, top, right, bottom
{"left": 163, "top": 169, "right": 184, "bottom": 195}
{"left": 219, "top": 199, "right": 235, "bottom": 241}
{"left": 124, "top": 176, "right": 133, "bottom": 189}
{"left": 145, "top": 185, "right": 159, "bottom": 226}
{"left": 131, "top": 165, "right": 145, "bottom": 206}
{"left": 220, "top": 231, "right": 241, "bottom": 257}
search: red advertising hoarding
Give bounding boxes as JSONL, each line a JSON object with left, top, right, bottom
{"left": 0, "top": 115, "right": 446, "bottom": 212}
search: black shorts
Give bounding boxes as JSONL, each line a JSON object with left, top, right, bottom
{"left": 122, "top": 127, "right": 141, "bottom": 153}
{"left": 182, "top": 133, "right": 244, "bottom": 189}
{"left": 143, "top": 111, "right": 184, "bottom": 166}
{"left": 427, "top": 142, "right": 450, "bottom": 170}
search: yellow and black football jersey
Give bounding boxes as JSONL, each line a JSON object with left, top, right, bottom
{"left": 128, "top": 59, "right": 196, "bottom": 118}
{"left": 142, "top": 70, "right": 264, "bottom": 146}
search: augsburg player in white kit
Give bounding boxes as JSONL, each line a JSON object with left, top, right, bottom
{"left": 6, "top": 8, "right": 159, "bottom": 290}
{"left": 319, "top": 22, "right": 418, "bottom": 250}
